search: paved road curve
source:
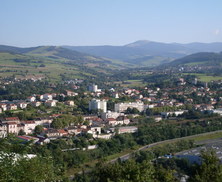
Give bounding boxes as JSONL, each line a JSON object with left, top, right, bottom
{"left": 110, "top": 130, "right": 222, "bottom": 163}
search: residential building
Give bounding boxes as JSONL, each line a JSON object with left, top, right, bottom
{"left": 42, "top": 94, "right": 53, "bottom": 101}
{"left": 7, "top": 104, "right": 17, "bottom": 110}
{"left": 101, "top": 111, "right": 123, "bottom": 120}
{"left": 114, "top": 102, "right": 145, "bottom": 113}
{"left": 22, "top": 121, "right": 37, "bottom": 134}
{"left": 31, "top": 101, "right": 41, "bottom": 107}
{"left": 65, "top": 100, "right": 75, "bottom": 106}
{"left": 7, "top": 122, "right": 18, "bottom": 134}
{"left": 0, "top": 103, "right": 7, "bottom": 111}
{"left": 0, "top": 123, "right": 7, "bottom": 138}
{"left": 213, "top": 108, "right": 222, "bottom": 116}
{"left": 66, "top": 90, "right": 78, "bottom": 96}
{"left": 17, "top": 102, "right": 28, "bottom": 109}
{"left": 117, "top": 126, "right": 138, "bottom": 134}
{"left": 161, "top": 110, "right": 188, "bottom": 118}
{"left": 88, "top": 84, "right": 101, "bottom": 92}
{"left": 45, "top": 100, "right": 57, "bottom": 107}
{"left": 27, "top": 96, "right": 36, "bottom": 102}
{"left": 89, "top": 99, "right": 107, "bottom": 112}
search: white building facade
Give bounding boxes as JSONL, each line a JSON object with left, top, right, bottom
{"left": 89, "top": 99, "right": 107, "bottom": 112}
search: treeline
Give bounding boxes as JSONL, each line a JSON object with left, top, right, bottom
{"left": 136, "top": 118, "right": 222, "bottom": 145}
{"left": 74, "top": 144, "right": 222, "bottom": 182}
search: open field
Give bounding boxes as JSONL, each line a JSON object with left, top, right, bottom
{"left": 115, "top": 79, "right": 146, "bottom": 87}
{"left": 0, "top": 52, "right": 106, "bottom": 82}
{"left": 183, "top": 73, "right": 222, "bottom": 82}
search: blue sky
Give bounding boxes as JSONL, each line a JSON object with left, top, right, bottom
{"left": 0, "top": 0, "right": 222, "bottom": 47}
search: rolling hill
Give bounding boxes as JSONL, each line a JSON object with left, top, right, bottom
{"left": 168, "top": 52, "right": 222, "bottom": 66}
{"left": 0, "top": 45, "right": 129, "bottom": 82}
{"left": 0, "top": 45, "right": 128, "bottom": 67}
{"left": 64, "top": 40, "right": 222, "bottom": 67}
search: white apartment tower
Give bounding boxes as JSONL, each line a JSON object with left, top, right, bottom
{"left": 88, "top": 84, "right": 101, "bottom": 92}
{"left": 89, "top": 99, "right": 107, "bottom": 112}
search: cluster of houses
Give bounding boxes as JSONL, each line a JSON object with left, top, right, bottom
{"left": 0, "top": 116, "right": 53, "bottom": 138}
{"left": 0, "top": 112, "right": 137, "bottom": 141}
{"left": 98, "top": 78, "right": 222, "bottom": 114}
{"left": 0, "top": 91, "right": 77, "bottom": 113}
{"left": 1, "top": 78, "right": 222, "bottom": 144}
{"left": 87, "top": 79, "right": 222, "bottom": 126}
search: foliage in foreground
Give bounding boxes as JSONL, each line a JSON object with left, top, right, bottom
{"left": 0, "top": 153, "right": 66, "bottom": 182}
{"left": 74, "top": 151, "right": 222, "bottom": 182}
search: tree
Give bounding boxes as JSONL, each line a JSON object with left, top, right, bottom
{"left": 190, "top": 151, "right": 222, "bottom": 182}
{"left": 34, "top": 125, "right": 44, "bottom": 135}
{"left": 154, "top": 165, "right": 177, "bottom": 182}
{"left": 92, "top": 160, "right": 155, "bottom": 182}
{"left": 0, "top": 153, "right": 64, "bottom": 181}
{"left": 18, "top": 129, "right": 26, "bottom": 136}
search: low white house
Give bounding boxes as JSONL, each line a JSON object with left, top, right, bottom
{"left": 45, "top": 100, "right": 57, "bottom": 107}
{"left": 161, "top": 110, "right": 188, "bottom": 118}
{"left": 42, "top": 94, "right": 53, "bottom": 101}
{"left": 27, "top": 96, "right": 36, "bottom": 102}
{"left": 17, "top": 102, "right": 28, "bottom": 109}
{"left": 0, "top": 123, "right": 7, "bottom": 138}
{"left": 117, "top": 126, "right": 138, "bottom": 134}
{"left": 31, "top": 101, "right": 41, "bottom": 107}
{"left": 22, "top": 121, "right": 37, "bottom": 134}
{"left": 213, "top": 108, "right": 222, "bottom": 116}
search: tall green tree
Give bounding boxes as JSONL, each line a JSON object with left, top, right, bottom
{"left": 190, "top": 151, "right": 222, "bottom": 182}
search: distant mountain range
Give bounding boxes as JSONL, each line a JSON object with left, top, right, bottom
{"left": 1, "top": 40, "right": 222, "bottom": 69}
{"left": 64, "top": 40, "right": 222, "bottom": 66}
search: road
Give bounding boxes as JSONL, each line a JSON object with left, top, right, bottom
{"left": 71, "top": 130, "right": 222, "bottom": 179}
{"left": 110, "top": 130, "right": 222, "bottom": 163}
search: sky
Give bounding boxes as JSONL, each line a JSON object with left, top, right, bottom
{"left": 0, "top": 0, "right": 222, "bottom": 47}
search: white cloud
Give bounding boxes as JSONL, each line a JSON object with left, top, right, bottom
{"left": 214, "top": 29, "right": 220, "bottom": 36}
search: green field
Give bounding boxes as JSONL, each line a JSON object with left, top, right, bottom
{"left": 115, "top": 79, "right": 146, "bottom": 87}
{"left": 185, "top": 62, "right": 205, "bottom": 66}
{"left": 0, "top": 52, "right": 111, "bottom": 82}
{"left": 183, "top": 73, "right": 222, "bottom": 82}
{"left": 191, "top": 131, "right": 222, "bottom": 142}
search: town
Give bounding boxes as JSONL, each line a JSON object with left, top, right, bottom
{"left": 1, "top": 1, "right": 222, "bottom": 181}
{"left": 0, "top": 74, "right": 222, "bottom": 146}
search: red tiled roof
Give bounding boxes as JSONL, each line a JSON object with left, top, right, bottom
{"left": 5, "top": 117, "right": 19, "bottom": 121}
{"left": 57, "top": 129, "right": 67, "bottom": 134}
{"left": 7, "top": 122, "right": 18, "bottom": 125}
{"left": 106, "top": 118, "right": 116, "bottom": 121}
{"left": 23, "top": 121, "right": 35, "bottom": 124}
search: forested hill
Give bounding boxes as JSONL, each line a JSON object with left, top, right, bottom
{"left": 168, "top": 52, "right": 222, "bottom": 66}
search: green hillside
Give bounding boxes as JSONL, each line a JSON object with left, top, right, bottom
{"left": 0, "top": 52, "right": 84, "bottom": 81}
{"left": 0, "top": 45, "right": 134, "bottom": 82}
{"left": 169, "top": 52, "right": 222, "bottom": 66}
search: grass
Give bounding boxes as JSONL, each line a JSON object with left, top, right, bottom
{"left": 186, "top": 62, "right": 205, "bottom": 66}
{"left": 118, "top": 79, "right": 146, "bottom": 87}
{"left": 142, "top": 131, "right": 222, "bottom": 153}
{"left": 0, "top": 52, "right": 91, "bottom": 81}
{"left": 191, "top": 131, "right": 222, "bottom": 142}
{"left": 198, "top": 75, "right": 222, "bottom": 82}
{"left": 182, "top": 73, "right": 222, "bottom": 82}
